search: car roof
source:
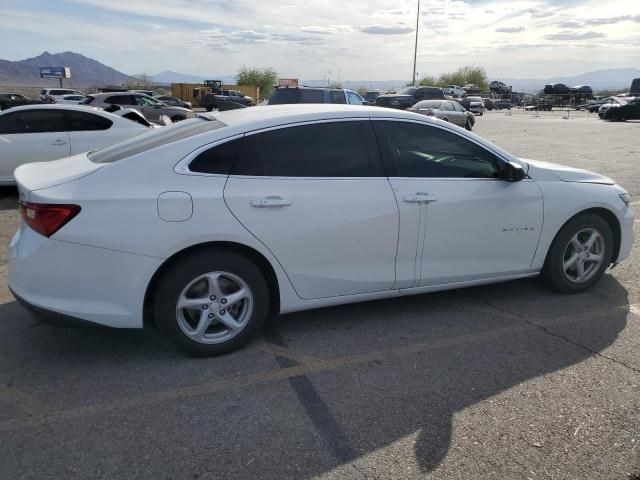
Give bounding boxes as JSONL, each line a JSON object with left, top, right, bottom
{"left": 206, "top": 104, "right": 468, "bottom": 135}
{"left": 0, "top": 104, "right": 113, "bottom": 115}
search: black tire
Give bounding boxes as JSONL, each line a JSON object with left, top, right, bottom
{"left": 153, "top": 250, "right": 270, "bottom": 356}
{"left": 170, "top": 115, "right": 186, "bottom": 122}
{"left": 465, "top": 118, "right": 472, "bottom": 131}
{"left": 205, "top": 106, "right": 214, "bottom": 112}
{"left": 542, "top": 214, "right": 613, "bottom": 294}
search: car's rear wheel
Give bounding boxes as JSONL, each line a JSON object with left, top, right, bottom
{"left": 465, "top": 118, "right": 472, "bottom": 131}
{"left": 153, "top": 250, "right": 270, "bottom": 355}
{"left": 170, "top": 115, "right": 186, "bottom": 122}
{"left": 543, "top": 214, "right": 613, "bottom": 293}
{"left": 206, "top": 106, "right": 214, "bottom": 112}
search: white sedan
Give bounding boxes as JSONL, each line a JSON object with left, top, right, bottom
{"left": 0, "top": 105, "right": 149, "bottom": 185}
{"left": 9, "top": 105, "right": 635, "bottom": 355}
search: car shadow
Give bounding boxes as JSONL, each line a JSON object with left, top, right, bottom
{"left": 0, "top": 275, "right": 630, "bottom": 478}
{"left": 0, "top": 186, "right": 18, "bottom": 211}
{"left": 269, "top": 275, "right": 630, "bottom": 475}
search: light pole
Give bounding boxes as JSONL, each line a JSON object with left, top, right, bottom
{"left": 412, "top": 0, "right": 420, "bottom": 86}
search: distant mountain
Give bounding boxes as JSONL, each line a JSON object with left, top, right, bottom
{"left": 492, "top": 68, "right": 640, "bottom": 93}
{"left": 144, "top": 71, "right": 236, "bottom": 85}
{"left": 0, "top": 51, "right": 134, "bottom": 86}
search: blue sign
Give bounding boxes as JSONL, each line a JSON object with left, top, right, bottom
{"left": 39, "top": 67, "right": 71, "bottom": 79}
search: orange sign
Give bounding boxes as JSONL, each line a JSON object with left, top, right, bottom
{"left": 278, "top": 78, "right": 299, "bottom": 87}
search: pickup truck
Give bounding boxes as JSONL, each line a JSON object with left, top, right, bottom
{"left": 375, "top": 86, "right": 444, "bottom": 110}
{"left": 201, "top": 90, "right": 255, "bottom": 111}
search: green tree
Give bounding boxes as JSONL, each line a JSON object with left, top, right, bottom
{"left": 356, "top": 86, "right": 368, "bottom": 96}
{"left": 236, "top": 66, "right": 278, "bottom": 100}
{"left": 417, "top": 75, "right": 438, "bottom": 86}
{"left": 437, "top": 66, "right": 488, "bottom": 91}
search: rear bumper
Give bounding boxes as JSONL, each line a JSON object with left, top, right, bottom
{"left": 9, "top": 226, "right": 163, "bottom": 329}
{"left": 11, "top": 287, "right": 107, "bottom": 328}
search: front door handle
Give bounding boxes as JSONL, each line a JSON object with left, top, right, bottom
{"left": 403, "top": 192, "right": 437, "bottom": 204}
{"left": 51, "top": 139, "right": 68, "bottom": 146}
{"left": 250, "top": 196, "right": 292, "bottom": 208}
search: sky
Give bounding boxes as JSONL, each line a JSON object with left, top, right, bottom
{"left": 0, "top": 0, "right": 639, "bottom": 81}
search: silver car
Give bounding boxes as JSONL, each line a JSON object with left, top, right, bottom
{"left": 408, "top": 100, "right": 475, "bottom": 130}
{"left": 80, "top": 92, "right": 194, "bottom": 122}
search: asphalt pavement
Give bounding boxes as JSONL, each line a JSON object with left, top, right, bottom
{"left": 1, "top": 109, "right": 639, "bottom": 480}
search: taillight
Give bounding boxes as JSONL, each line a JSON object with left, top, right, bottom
{"left": 19, "top": 202, "right": 81, "bottom": 238}
{"left": 426, "top": 111, "right": 435, "bottom": 116}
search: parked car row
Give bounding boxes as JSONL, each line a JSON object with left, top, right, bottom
{"left": 266, "top": 86, "right": 483, "bottom": 130}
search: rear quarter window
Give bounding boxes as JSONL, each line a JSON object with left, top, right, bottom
{"left": 188, "top": 138, "right": 242, "bottom": 175}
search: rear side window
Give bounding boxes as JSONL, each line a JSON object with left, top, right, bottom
{"left": 268, "top": 88, "right": 299, "bottom": 104}
{"left": 188, "top": 138, "right": 242, "bottom": 175}
{"left": 232, "top": 121, "right": 382, "bottom": 177}
{"left": 299, "top": 89, "right": 324, "bottom": 103}
{"left": 328, "top": 90, "right": 346, "bottom": 104}
{"left": 0, "top": 109, "right": 66, "bottom": 134}
{"left": 66, "top": 111, "right": 113, "bottom": 131}
{"left": 105, "top": 95, "right": 133, "bottom": 105}
{"left": 420, "top": 88, "right": 445, "bottom": 99}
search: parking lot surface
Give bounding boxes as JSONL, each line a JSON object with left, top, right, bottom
{"left": 1, "top": 110, "right": 639, "bottom": 479}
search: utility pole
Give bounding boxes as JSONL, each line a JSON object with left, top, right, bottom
{"left": 412, "top": 0, "right": 420, "bottom": 86}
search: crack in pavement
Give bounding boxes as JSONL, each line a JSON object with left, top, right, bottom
{"left": 475, "top": 296, "right": 640, "bottom": 375}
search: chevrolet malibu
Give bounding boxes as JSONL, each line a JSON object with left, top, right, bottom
{"left": 9, "top": 105, "right": 635, "bottom": 355}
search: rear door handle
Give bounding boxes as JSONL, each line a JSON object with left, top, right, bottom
{"left": 250, "top": 196, "right": 291, "bottom": 208}
{"left": 51, "top": 139, "right": 68, "bottom": 146}
{"left": 403, "top": 192, "right": 437, "bottom": 204}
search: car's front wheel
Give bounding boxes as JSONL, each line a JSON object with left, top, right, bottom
{"left": 543, "top": 214, "right": 613, "bottom": 293}
{"left": 465, "top": 118, "right": 472, "bottom": 131}
{"left": 153, "top": 250, "right": 270, "bottom": 355}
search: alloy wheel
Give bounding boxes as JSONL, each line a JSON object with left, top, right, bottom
{"left": 561, "top": 228, "right": 606, "bottom": 284}
{"left": 175, "top": 271, "right": 253, "bottom": 344}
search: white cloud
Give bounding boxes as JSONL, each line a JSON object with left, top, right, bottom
{"left": 0, "top": 0, "right": 639, "bottom": 81}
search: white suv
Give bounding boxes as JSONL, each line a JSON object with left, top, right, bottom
{"left": 40, "top": 88, "right": 85, "bottom": 103}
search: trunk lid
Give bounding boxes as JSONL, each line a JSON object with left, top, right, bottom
{"left": 15, "top": 153, "right": 104, "bottom": 200}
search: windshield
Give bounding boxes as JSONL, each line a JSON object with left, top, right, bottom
{"left": 88, "top": 116, "right": 226, "bottom": 163}
{"left": 398, "top": 87, "right": 418, "bottom": 96}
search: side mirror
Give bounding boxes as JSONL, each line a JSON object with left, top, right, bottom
{"left": 502, "top": 162, "right": 526, "bottom": 182}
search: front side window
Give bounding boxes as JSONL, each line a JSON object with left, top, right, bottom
{"left": 232, "top": 121, "right": 382, "bottom": 177}
{"left": 0, "top": 110, "right": 66, "bottom": 134}
{"left": 346, "top": 91, "right": 363, "bottom": 105}
{"left": 375, "top": 121, "right": 500, "bottom": 179}
{"left": 453, "top": 102, "right": 465, "bottom": 112}
{"left": 135, "top": 96, "right": 160, "bottom": 107}
{"left": 442, "top": 102, "right": 454, "bottom": 111}
{"left": 67, "top": 111, "right": 113, "bottom": 131}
